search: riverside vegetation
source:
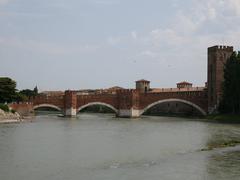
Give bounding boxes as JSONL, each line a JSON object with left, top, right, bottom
{"left": 0, "top": 77, "right": 38, "bottom": 122}
{"left": 0, "top": 104, "right": 21, "bottom": 123}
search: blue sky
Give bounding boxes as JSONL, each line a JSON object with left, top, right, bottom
{"left": 0, "top": 0, "right": 240, "bottom": 91}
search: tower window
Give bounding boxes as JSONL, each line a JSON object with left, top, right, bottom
{"left": 145, "top": 86, "right": 147, "bottom": 93}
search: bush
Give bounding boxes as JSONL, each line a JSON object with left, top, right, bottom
{"left": 11, "top": 109, "right": 16, "bottom": 113}
{"left": 0, "top": 104, "right": 9, "bottom": 112}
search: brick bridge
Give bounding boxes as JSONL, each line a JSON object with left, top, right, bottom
{"left": 11, "top": 82, "right": 208, "bottom": 117}
{"left": 10, "top": 45, "right": 234, "bottom": 117}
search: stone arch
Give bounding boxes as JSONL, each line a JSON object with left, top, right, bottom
{"left": 141, "top": 98, "right": 207, "bottom": 116}
{"left": 33, "top": 104, "right": 62, "bottom": 112}
{"left": 77, "top": 102, "right": 118, "bottom": 114}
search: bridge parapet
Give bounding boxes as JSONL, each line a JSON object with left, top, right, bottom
{"left": 9, "top": 102, "right": 34, "bottom": 116}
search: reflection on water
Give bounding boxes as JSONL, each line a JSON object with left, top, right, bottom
{"left": 0, "top": 113, "right": 240, "bottom": 180}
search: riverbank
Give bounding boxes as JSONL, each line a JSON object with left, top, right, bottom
{"left": 200, "top": 140, "right": 240, "bottom": 151}
{"left": 0, "top": 109, "right": 22, "bottom": 124}
{"left": 207, "top": 114, "right": 240, "bottom": 123}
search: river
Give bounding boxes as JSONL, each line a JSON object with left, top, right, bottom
{"left": 0, "top": 113, "right": 240, "bottom": 180}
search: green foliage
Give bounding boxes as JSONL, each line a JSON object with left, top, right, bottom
{"left": 219, "top": 52, "right": 240, "bottom": 114}
{"left": 0, "top": 77, "right": 38, "bottom": 103}
{"left": 19, "top": 86, "right": 38, "bottom": 100}
{"left": 0, "top": 104, "right": 9, "bottom": 112}
{"left": 11, "top": 109, "right": 16, "bottom": 113}
{"left": 207, "top": 114, "right": 240, "bottom": 123}
{"left": 33, "top": 86, "right": 38, "bottom": 95}
{"left": 15, "top": 92, "right": 28, "bottom": 102}
{"left": 0, "top": 77, "right": 17, "bottom": 103}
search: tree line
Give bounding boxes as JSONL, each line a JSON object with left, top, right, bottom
{"left": 0, "top": 77, "right": 38, "bottom": 104}
{"left": 219, "top": 51, "right": 240, "bottom": 114}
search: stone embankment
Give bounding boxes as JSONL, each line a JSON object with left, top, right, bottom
{"left": 0, "top": 109, "right": 22, "bottom": 124}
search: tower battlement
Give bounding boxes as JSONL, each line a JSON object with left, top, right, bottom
{"left": 208, "top": 45, "right": 233, "bottom": 52}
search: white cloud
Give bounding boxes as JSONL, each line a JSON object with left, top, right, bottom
{"left": 150, "top": 28, "right": 187, "bottom": 47}
{"left": 228, "top": 0, "right": 240, "bottom": 16}
{"left": 140, "top": 50, "right": 158, "bottom": 58}
{"left": 131, "top": 31, "right": 137, "bottom": 39}
{"left": 122, "top": 0, "right": 240, "bottom": 71}
{"left": 207, "top": 7, "right": 217, "bottom": 20}
{"left": 107, "top": 36, "right": 122, "bottom": 45}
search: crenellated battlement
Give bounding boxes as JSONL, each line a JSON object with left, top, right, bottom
{"left": 208, "top": 45, "right": 233, "bottom": 52}
{"left": 116, "top": 89, "right": 139, "bottom": 94}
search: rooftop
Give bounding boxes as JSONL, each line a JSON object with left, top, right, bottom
{"left": 136, "top": 79, "right": 150, "bottom": 83}
{"left": 107, "top": 86, "right": 124, "bottom": 90}
{"left": 177, "top": 81, "right": 193, "bottom": 85}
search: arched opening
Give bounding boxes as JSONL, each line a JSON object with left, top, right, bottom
{"left": 77, "top": 102, "right": 118, "bottom": 115}
{"left": 142, "top": 99, "right": 206, "bottom": 117}
{"left": 33, "top": 104, "right": 63, "bottom": 115}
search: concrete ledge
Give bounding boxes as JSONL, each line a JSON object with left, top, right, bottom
{"left": 0, "top": 119, "right": 21, "bottom": 124}
{"left": 118, "top": 109, "right": 142, "bottom": 118}
{"left": 65, "top": 108, "right": 77, "bottom": 117}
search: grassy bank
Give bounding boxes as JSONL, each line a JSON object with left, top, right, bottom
{"left": 200, "top": 140, "right": 240, "bottom": 151}
{"left": 0, "top": 104, "right": 16, "bottom": 113}
{"left": 207, "top": 114, "right": 240, "bottom": 123}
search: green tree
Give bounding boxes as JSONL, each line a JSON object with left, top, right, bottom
{"left": 15, "top": 92, "right": 28, "bottom": 102}
{"left": 219, "top": 52, "right": 240, "bottom": 114}
{"left": 20, "top": 86, "right": 38, "bottom": 100}
{"left": 0, "top": 77, "right": 17, "bottom": 103}
{"left": 33, "top": 86, "right": 38, "bottom": 96}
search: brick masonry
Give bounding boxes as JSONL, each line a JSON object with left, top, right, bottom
{"left": 10, "top": 45, "right": 233, "bottom": 117}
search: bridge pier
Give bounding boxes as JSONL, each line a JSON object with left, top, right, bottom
{"left": 118, "top": 109, "right": 142, "bottom": 118}
{"left": 65, "top": 108, "right": 77, "bottom": 117}
{"left": 64, "top": 90, "right": 77, "bottom": 117}
{"left": 117, "top": 89, "right": 142, "bottom": 118}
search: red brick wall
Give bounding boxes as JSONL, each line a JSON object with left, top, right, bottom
{"left": 139, "top": 91, "right": 208, "bottom": 112}
{"left": 64, "top": 91, "right": 77, "bottom": 110}
{"left": 17, "top": 89, "right": 208, "bottom": 115}
{"left": 77, "top": 94, "right": 118, "bottom": 111}
{"left": 9, "top": 103, "right": 34, "bottom": 116}
{"left": 33, "top": 94, "right": 65, "bottom": 110}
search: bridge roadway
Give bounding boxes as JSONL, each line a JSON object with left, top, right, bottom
{"left": 10, "top": 88, "right": 208, "bottom": 118}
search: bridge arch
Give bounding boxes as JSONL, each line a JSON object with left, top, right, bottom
{"left": 33, "top": 104, "right": 62, "bottom": 112}
{"left": 77, "top": 102, "right": 118, "bottom": 114}
{"left": 141, "top": 98, "right": 207, "bottom": 116}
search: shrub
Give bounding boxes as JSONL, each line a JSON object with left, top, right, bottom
{"left": 11, "top": 109, "right": 16, "bottom": 113}
{"left": 0, "top": 104, "right": 9, "bottom": 112}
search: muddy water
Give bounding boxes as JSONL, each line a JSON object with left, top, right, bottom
{"left": 0, "top": 114, "right": 240, "bottom": 180}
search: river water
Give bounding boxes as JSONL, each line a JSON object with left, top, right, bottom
{"left": 1, "top": 113, "right": 240, "bottom": 180}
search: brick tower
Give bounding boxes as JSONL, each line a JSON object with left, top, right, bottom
{"left": 136, "top": 79, "right": 150, "bottom": 93}
{"left": 207, "top": 45, "right": 233, "bottom": 113}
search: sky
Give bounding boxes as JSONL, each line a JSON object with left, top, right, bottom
{"left": 0, "top": 0, "right": 240, "bottom": 91}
